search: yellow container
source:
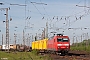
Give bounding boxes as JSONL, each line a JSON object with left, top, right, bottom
{"left": 38, "top": 40, "right": 43, "bottom": 49}
{"left": 38, "top": 38, "right": 48, "bottom": 50}
{"left": 43, "top": 38, "right": 48, "bottom": 50}
{"left": 32, "top": 38, "right": 48, "bottom": 50}
{"left": 32, "top": 42, "right": 35, "bottom": 49}
{"left": 35, "top": 41, "right": 39, "bottom": 49}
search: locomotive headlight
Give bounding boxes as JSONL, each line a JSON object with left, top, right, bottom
{"left": 64, "top": 44, "right": 69, "bottom": 46}
{"left": 67, "top": 47, "right": 68, "bottom": 48}
{"left": 57, "top": 44, "right": 69, "bottom": 46}
{"left": 58, "top": 47, "right": 60, "bottom": 48}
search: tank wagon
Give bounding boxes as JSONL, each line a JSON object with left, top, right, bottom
{"left": 32, "top": 34, "right": 70, "bottom": 55}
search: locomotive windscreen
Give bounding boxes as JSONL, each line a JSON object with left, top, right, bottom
{"left": 57, "top": 38, "right": 68, "bottom": 42}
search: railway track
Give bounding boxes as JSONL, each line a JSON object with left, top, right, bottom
{"left": 40, "top": 50, "right": 90, "bottom": 60}
{"left": 49, "top": 53, "right": 90, "bottom": 60}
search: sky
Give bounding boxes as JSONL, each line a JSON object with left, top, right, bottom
{"left": 0, "top": 0, "right": 90, "bottom": 45}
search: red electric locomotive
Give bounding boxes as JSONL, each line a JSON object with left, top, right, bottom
{"left": 47, "top": 34, "right": 70, "bottom": 55}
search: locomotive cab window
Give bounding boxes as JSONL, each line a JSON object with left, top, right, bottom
{"left": 63, "top": 38, "right": 68, "bottom": 42}
{"left": 57, "top": 38, "right": 62, "bottom": 42}
{"left": 57, "top": 38, "right": 68, "bottom": 42}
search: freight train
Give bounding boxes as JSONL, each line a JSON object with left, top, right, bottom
{"left": 32, "top": 34, "right": 70, "bottom": 55}
{"left": 0, "top": 44, "right": 31, "bottom": 52}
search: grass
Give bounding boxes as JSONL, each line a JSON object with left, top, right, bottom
{"left": 71, "top": 39, "right": 90, "bottom": 53}
{"left": 71, "top": 45, "right": 90, "bottom": 52}
{"left": 0, "top": 51, "right": 52, "bottom": 60}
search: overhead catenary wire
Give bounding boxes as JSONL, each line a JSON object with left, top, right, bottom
{"left": 50, "top": 5, "right": 90, "bottom": 31}
{"left": 0, "top": 0, "right": 32, "bottom": 32}
{"left": 39, "top": 0, "right": 51, "bottom": 20}
{"left": 1, "top": 0, "right": 90, "bottom": 31}
{"left": 52, "top": 9, "right": 90, "bottom": 31}
{"left": 28, "top": 0, "right": 45, "bottom": 18}
{"left": 0, "top": 0, "right": 10, "bottom": 4}
{"left": 49, "top": 0, "right": 90, "bottom": 30}
{"left": 49, "top": 0, "right": 83, "bottom": 23}
{"left": 1, "top": 0, "right": 85, "bottom": 31}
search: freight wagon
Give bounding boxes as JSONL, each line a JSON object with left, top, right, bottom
{"left": 32, "top": 38, "right": 48, "bottom": 52}
{"left": 2, "top": 45, "right": 10, "bottom": 51}
{"left": 10, "top": 44, "right": 20, "bottom": 51}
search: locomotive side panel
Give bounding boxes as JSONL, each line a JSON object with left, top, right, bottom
{"left": 47, "top": 39, "right": 53, "bottom": 50}
{"left": 47, "top": 37, "right": 57, "bottom": 51}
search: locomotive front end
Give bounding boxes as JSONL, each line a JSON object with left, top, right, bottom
{"left": 56, "top": 34, "right": 70, "bottom": 54}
